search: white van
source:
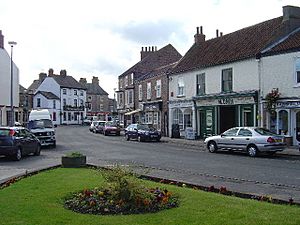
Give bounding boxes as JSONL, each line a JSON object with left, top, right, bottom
{"left": 28, "top": 109, "right": 56, "bottom": 147}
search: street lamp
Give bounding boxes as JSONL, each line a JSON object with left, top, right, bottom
{"left": 8, "top": 41, "right": 17, "bottom": 127}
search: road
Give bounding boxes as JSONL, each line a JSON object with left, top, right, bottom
{"left": 1, "top": 125, "right": 300, "bottom": 203}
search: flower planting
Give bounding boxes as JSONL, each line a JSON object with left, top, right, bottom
{"left": 64, "top": 166, "right": 179, "bottom": 215}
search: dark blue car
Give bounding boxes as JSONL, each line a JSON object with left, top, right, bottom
{"left": 0, "top": 127, "right": 41, "bottom": 161}
{"left": 125, "top": 124, "right": 161, "bottom": 142}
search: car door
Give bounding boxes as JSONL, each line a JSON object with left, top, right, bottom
{"left": 17, "top": 129, "right": 30, "bottom": 154}
{"left": 24, "top": 129, "right": 38, "bottom": 154}
{"left": 235, "top": 128, "right": 253, "bottom": 150}
{"left": 218, "top": 128, "right": 239, "bottom": 149}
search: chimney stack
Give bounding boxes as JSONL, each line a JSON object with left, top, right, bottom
{"left": 60, "top": 69, "right": 67, "bottom": 76}
{"left": 283, "top": 5, "right": 300, "bottom": 34}
{"left": 48, "top": 68, "right": 54, "bottom": 76}
{"left": 140, "top": 45, "right": 158, "bottom": 60}
{"left": 194, "top": 26, "right": 206, "bottom": 44}
{"left": 79, "top": 78, "right": 87, "bottom": 85}
{"left": 0, "top": 30, "right": 3, "bottom": 49}
{"left": 92, "top": 76, "right": 99, "bottom": 85}
{"left": 39, "top": 73, "right": 47, "bottom": 81}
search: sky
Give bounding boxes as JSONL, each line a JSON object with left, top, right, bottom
{"left": 1, "top": 0, "right": 299, "bottom": 98}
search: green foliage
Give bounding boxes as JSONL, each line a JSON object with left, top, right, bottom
{"left": 66, "top": 151, "right": 84, "bottom": 157}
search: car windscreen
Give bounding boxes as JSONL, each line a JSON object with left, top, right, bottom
{"left": 28, "top": 119, "right": 53, "bottom": 129}
{"left": 254, "top": 128, "right": 277, "bottom": 136}
{"left": 105, "top": 122, "right": 116, "bottom": 127}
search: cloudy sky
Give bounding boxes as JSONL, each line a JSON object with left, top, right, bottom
{"left": 1, "top": 0, "right": 299, "bottom": 98}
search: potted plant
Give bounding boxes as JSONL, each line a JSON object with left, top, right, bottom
{"left": 61, "top": 151, "right": 86, "bottom": 168}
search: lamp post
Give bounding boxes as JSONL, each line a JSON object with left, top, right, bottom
{"left": 8, "top": 41, "right": 17, "bottom": 127}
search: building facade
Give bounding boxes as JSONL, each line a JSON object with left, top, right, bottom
{"left": 117, "top": 44, "right": 182, "bottom": 128}
{"left": 32, "top": 69, "right": 86, "bottom": 125}
{"left": 79, "top": 76, "right": 110, "bottom": 121}
{"left": 0, "top": 30, "right": 19, "bottom": 126}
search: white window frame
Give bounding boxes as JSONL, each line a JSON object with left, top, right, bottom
{"left": 196, "top": 73, "right": 205, "bottom": 96}
{"left": 156, "top": 79, "right": 161, "bottom": 98}
{"left": 125, "top": 75, "right": 128, "bottom": 87}
{"left": 138, "top": 84, "right": 143, "bottom": 101}
{"left": 147, "top": 82, "right": 151, "bottom": 100}
{"left": 62, "top": 89, "right": 67, "bottom": 95}
{"left": 130, "top": 73, "right": 134, "bottom": 85}
{"left": 177, "top": 77, "right": 184, "bottom": 96}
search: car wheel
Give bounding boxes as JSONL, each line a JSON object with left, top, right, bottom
{"left": 34, "top": 145, "right": 41, "bottom": 156}
{"left": 208, "top": 141, "right": 218, "bottom": 153}
{"left": 247, "top": 145, "right": 258, "bottom": 157}
{"left": 138, "top": 136, "right": 143, "bottom": 142}
{"left": 52, "top": 141, "right": 56, "bottom": 148}
{"left": 14, "top": 148, "right": 22, "bottom": 161}
{"left": 117, "top": 132, "right": 120, "bottom": 136}
{"left": 104, "top": 131, "right": 107, "bottom": 136}
{"left": 125, "top": 134, "right": 130, "bottom": 141}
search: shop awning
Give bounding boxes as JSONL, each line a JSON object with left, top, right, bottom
{"left": 124, "top": 109, "right": 141, "bottom": 115}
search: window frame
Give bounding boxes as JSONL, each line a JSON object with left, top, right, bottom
{"left": 196, "top": 73, "right": 205, "bottom": 96}
{"left": 177, "top": 77, "right": 185, "bottom": 96}
{"left": 156, "top": 79, "right": 161, "bottom": 98}
{"left": 221, "top": 68, "right": 233, "bottom": 92}
{"left": 147, "top": 82, "right": 152, "bottom": 100}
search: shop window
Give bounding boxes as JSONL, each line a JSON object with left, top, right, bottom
{"left": 173, "top": 108, "right": 183, "bottom": 130}
{"left": 184, "top": 109, "right": 193, "bottom": 129}
{"left": 53, "top": 112, "right": 56, "bottom": 121}
{"left": 278, "top": 110, "right": 288, "bottom": 135}
{"left": 222, "top": 68, "right": 233, "bottom": 92}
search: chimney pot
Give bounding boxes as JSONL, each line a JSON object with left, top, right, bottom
{"left": 216, "top": 29, "right": 219, "bottom": 37}
{"left": 196, "top": 27, "right": 199, "bottom": 35}
{"left": 141, "top": 47, "right": 144, "bottom": 51}
{"left": 200, "top": 26, "right": 203, "bottom": 34}
{"left": 220, "top": 32, "right": 223, "bottom": 37}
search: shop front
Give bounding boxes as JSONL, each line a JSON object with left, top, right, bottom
{"left": 142, "top": 101, "right": 163, "bottom": 133}
{"left": 265, "top": 99, "right": 300, "bottom": 146}
{"left": 194, "top": 91, "right": 258, "bottom": 138}
{"left": 168, "top": 99, "right": 195, "bottom": 138}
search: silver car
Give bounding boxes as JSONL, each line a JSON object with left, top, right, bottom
{"left": 204, "top": 127, "right": 286, "bottom": 157}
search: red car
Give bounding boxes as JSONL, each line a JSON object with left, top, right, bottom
{"left": 103, "top": 122, "right": 121, "bottom": 136}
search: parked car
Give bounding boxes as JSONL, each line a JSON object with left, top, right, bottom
{"left": 103, "top": 121, "right": 121, "bottom": 136}
{"left": 0, "top": 126, "right": 41, "bottom": 161}
{"left": 125, "top": 124, "right": 161, "bottom": 142}
{"left": 204, "top": 127, "right": 286, "bottom": 157}
{"left": 89, "top": 121, "right": 106, "bottom": 133}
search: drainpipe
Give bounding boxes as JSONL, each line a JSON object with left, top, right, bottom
{"left": 256, "top": 54, "right": 263, "bottom": 127}
{"left": 192, "top": 99, "right": 197, "bottom": 139}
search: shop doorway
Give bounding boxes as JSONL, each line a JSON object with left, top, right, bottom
{"left": 296, "top": 111, "right": 300, "bottom": 142}
{"left": 219, "top": 106, "right": 236, "bottom": 133}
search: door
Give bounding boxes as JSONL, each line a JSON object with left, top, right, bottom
{"left": 235, "top": 128, "right": 252, "bottom": 150}
{"left": 218, "top": 127, "right": 239, "bottom": 149}
{"left": 296, "top": 111, "right": 300, "bottom": 143}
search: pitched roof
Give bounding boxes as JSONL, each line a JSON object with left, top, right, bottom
{"left": 119, "top": 44, "right": 182, "bottom": 78}
{"left": 171, "top": 17, "right": 285, "bottom": 74}
{"left": 137, "top": 62, "right": 178, "bottom": 81}
{"left": 262, "top": 28, "right": 300, "bottom": 56}
{"left": 85, "top": 83, "right": 108, "bottom": 95}
{"left": 28, "top": 80, "right": 41, "bottom": 92}
{"left": 35, "top": 91, "right": 59, "bottom": 100}
{"left": 19, "top": 84, "right": 26, "bottom": 93}
{"left": 51, "top": 74, "right": 86, "bottom": 90}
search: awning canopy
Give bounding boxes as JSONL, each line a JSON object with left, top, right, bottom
{"left": 124, "top": 109, "right": 141, "bottom": 115}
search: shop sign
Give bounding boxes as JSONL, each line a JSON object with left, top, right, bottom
{"left": 169, "top": 100, "right": 193, "bottom": 109}
{"left": 196, "top": 96, "right": 255, "bottom": 106}
{"left": 276, "top": 101, "right": 300, "bottom": 108}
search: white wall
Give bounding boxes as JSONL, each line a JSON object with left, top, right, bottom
{"left": 0, "top": 48, "right": 19, "bottom": 107}
{"left": 261, "top": 52, "right": 300, "bottom": 98}
{"left": 37, "top": 77, "right": 60, "bottom": 97}
{"left": 169, "top": 58, "right": 259, "bottom": 101}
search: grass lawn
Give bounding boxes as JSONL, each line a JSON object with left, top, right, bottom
{"left": 0, "top": 167, "right": 300, "bottom": 225}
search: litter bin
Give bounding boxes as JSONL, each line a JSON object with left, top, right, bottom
{"left": 171, "top": 124, "right": 180, "bottom": 138}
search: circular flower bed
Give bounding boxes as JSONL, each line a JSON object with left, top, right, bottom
{"left": 64, "top": 186, "right": 179, "bottom": 215}
{"left": 63, "top": 167, "right": 179, "bottom": 215}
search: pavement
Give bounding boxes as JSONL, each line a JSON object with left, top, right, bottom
{"left": 161, "top": 136, "right": 300, "bottom": 157}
